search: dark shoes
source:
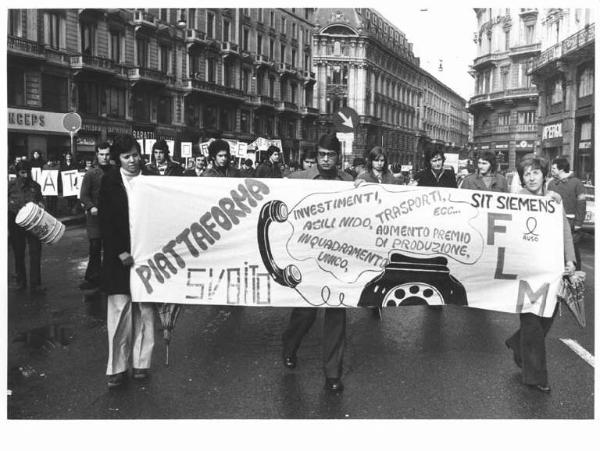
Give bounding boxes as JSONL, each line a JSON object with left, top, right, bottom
{"left": 107, "top": 372, "right": 127, "bottom": 388}
{"left": 325, "top": 378, "right": 344, "bottom": 393}
{"left": 132, "top": 368, "right": 150, "bottom": 381}
{"left": 283, "top": 355, "right": 297, "bottom": 369}
{"left": 505, "top": 340, "right": 522, "bottom": 368}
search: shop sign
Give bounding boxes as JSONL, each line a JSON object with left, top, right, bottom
{"left": 480, "top": 145, "right": 490, "bottom": 150}
{"left": 579, "top": 141, "right": 592, "bottom": 150}
{"left": 494, "top": 143, "right": 509, "bottom": 149}
{"left": 8, "top": 108, "right": 67, "bottom": 134}
{"left": 542, "top": 123, "right": 562, "bottom": 140}
{"left": 518, "top": 140, "right": 533, "bottom": 148}
{"left": 133, "top": 125, "right": 156, "bottom": 140}
{"left": 77, "top": 136, "right": 97, "bottom": 146}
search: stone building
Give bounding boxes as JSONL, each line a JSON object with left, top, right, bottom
{"left": 468, "top": 8, "right": 544, "bottom": 172}
{"left": 312, "top": 8, "right": 469, "bottom": 167}
{"left": 7, "top": 8, "right": 319, "bottom": 163}
{"left": 530, "top": 8, "right": 594, "bottom": 182}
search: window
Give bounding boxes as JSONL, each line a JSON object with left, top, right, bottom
{"left": 46, "top": 12, "right": 61, "bottom": 49}
{"left": 291, "top": 84, "right": 297, "bottom": 104}
{"left": 525, "top": 24, "right": 535, "bottom": 44}
{"left": 257, "top": 34, "right": 263, "bottom": 55}
{"left": 188, "top": 9, "right": 196, "bottom": 29}
{"left": 160, "top": 45, "right": 170, "bottom": 73}
{"left": 243, "top": 28, "right": 249, "bottom": 51}
{"left": 258, "top": 9, "right": 264, "bottom": 23}
{"left": 224, "top": 60, "right": 234, "bottom": 87}
{"left": 269, "top": 39, "right": 274, "bottom": 59}
{"left": 7, "top": 67, "right": 25, "bottom": 106}
{"left": 220, "top": 107, "right": 234, "bottom": 131}
{"left": 110, "top": 31, "right": 121, "bottom": 62}
{"left": 304, "top": 53, "right": 309, "bottom": 70}
{"left": 9, "top": 10, "right": 22, "bottom": 36}
{"left": 501, "top": 67, "right": 509, "bottom": 90}
{"left": 189, "top": 54, "right": 201, "bottom": 77}
{"left": 504, "top": 30, "right": 510, "bottom": 50}
{"left": 517, "top": 111, "right": 535, "bottom": 124}
{"left": 157, "top": 96, "right": 172, "bottom": 124}
{"left": 203, "top": 105, "right": 217, "bottom": 128}
{"left": 578, "top": 66, "right": 594, "bottom": 97}
{"left": 580, "top": 121, "right": 592, "bottom": 140}
{"left": 551, "top": 78, "right": 563, "bottom": 104}
{"left": 207, "top": 58, "right": 217, "bottom": 83}
{"left": 240, "top": 110, "right": 250, "bottom": 132}
{"left": 292, "top": 23, "right": 296, "bottom": 39}
{"left": 106, "top": 86, "right": 126, "bottom": 118}
{"left": 78, "top": 81, "right": 100, "bottom": 115}
{"left": 160, "top": 9, "right": 168, "bottom": 21}
{"left": 291, "top": 49, "right": 296, "bottom": 68}
{"left": 207, "top": 12, "right": 214, "bottom": 38}
{"left": 270, "top": 11, "right": 275, "bottom": 27}
{"left": 280, "top": 79, "right": 287, "bottom": 101}
{"left": 223, "top": 20, "right": 230, "bottom": 41}
{"left": 269, "top": 77, "right": 275, "bottom": 97}
{"left": 280, "top": 44, "right": 286, "bottom": 63}
{"left": 136, "top": 38, "right": 148, "bottom": 67}
{"left": 498, "top": 112, "right": 510, "bottom": 126}
{"left": 242, "top": 69, "right": 250, "bottom": 93}
{"left": 281, "top": 17, "right": 286, "bottom": 34}
{"left": 43, "top": 74, "right": 68, "bottom": 111}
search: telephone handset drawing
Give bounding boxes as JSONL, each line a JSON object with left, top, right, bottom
{"left": 257, "top": 200, "right": 302, "bottom": 288}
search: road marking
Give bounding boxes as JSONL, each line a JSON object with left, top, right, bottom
{"left": 560, "top": 338, "right": 595, "bottom": 367}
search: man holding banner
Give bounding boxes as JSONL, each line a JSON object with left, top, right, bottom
{"left": 147, "top": 139, "right": 184, "bottom": 176}
{"left": 202, "top": 139, "right": 241, "bottom": 178}
{"left": 99, "top": 134, "right": 155, "bottom": 388}
{"left": 282, "top": 134, "right": 353, "bottom": 393}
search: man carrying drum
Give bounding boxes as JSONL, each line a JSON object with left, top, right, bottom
{"left": 7, "top": 160, "right": 46, "bottom": 294}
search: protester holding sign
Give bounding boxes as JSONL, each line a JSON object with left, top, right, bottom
{"left": 147, "top": 139, "right": 184, "bottom": 176}
{"left": 98, "top": 134, "right": 155, "bottom": 389}
{"left": 460, "top": 151, "right": 508, "bottom": 193}
{"left": 504, "top": 156, "right": 576, "bottom": 393}
{"left": 202, "top": 139, "right": 241, "bottom": 178}
{"left": 60, "top": 153, "right": 80, "bottom": 214}
{"left": 7, "top": 160, "right": 45, "bottom": 294}
{"left": 78, "top": 142, "right": 113, "bottom": 290}
{"left": 416, "top": 149, "right": 457, "bottom": 188}
{"left": 282, "top": 134, "right": 353, "bottom": 393}
{"left": 357, "top": 146, "right": 404, "bottom": 185}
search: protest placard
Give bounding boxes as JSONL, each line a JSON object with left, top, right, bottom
{"left": 39, "top": 170, "right": 59, "bottom": 196}
{"left": 61, "top": 170, "right": 80, "bottom": 197}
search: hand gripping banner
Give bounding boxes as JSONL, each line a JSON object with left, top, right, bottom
{"left": 129, "top": 177, "right": 565, "bottom": 317}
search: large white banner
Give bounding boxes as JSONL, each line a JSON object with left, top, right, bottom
{"left": 130, "top": 177, "right": 565, "bottom": 317}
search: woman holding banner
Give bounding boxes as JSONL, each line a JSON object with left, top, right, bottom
{"left": 504, "top": 156, "right": 576, "bottom": 393}
{"left": 356, "top": 146, "right": 404, "bottom": 186}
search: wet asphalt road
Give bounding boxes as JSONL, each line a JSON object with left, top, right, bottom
{"left": 6, "top": 225, "right": 595, "bottom": 419}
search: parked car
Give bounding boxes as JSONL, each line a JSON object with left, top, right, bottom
{"left": 582, "top": 184, "right": 594, "bottom": 233}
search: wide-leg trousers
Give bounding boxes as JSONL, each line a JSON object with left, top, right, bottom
{"left": 506, "top": 305, "right": 557, "bottom": 386}
{"left": 282, "top": 307, "right": 346, "bottom": 378}
{"left": 106, "top": 294, "right": 155, "bottom": 375}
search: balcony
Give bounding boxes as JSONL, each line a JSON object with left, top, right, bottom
{"left": 277, "top": 101, "right": 299, "bottom": 113}
{"left": 513, "top": 124, "right": 537, "bottom": 133}
{"left": 132, "top": 10, "right": 157, "bottom": 30}
{"left": 249, "top": 95, "right": 276, "bottom": 108}
{"left": 70, "top": 54, "right": 125, "bottom": 75}
{"left": 7, "top": 35, "right": 45, "bottom": 59}
{"left": 532, "top": 43, "right": 562, "bottom": 72}
{"left": 185, "top": 29, "right": 206, "bottom": 49}
{"left": 472, "top": 51, "right": 509, "bottom": 69}
{"left": 300, "top": 106, "right": 319, "bottom": 116}
{"left": 562, "top": 23, "right": 595, "bottom": 58}
{"left": 240, "top": 50, "right": 254, "bottom": 62}
{"left": 277, "top": 62, "right": 297, "bottom": 76}
{"left": 509, "top": 42, "right": 540, "bottom": 57}
{"left": 183, "top": 77, "right": 246, "bottom": 100}
{"left": 469, "top": 87, "right": 538, "bottom": 109}
{"left": 254, "top": 54, "right": 273, "bottom": 67}
{"left": 128, "top": 67, "right": 173, "bottom": 86}
{"left": 221, "top": 41, "right": 239, "bottom": 56}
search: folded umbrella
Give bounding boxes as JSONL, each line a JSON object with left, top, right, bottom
{"left": 156, "top": 303, "right": 183, "bottom": 365}
{"left": 558, "top": 271, "right": 586, "bottom": 328}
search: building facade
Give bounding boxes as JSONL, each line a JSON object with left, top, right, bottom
{"left": 530, "top": 8, "right": 594, "bottom": 182}
{"left": 468, "top": 8, "right": 544, "bottom": 172}
{"left": 7, "top": 8, "right": 319, "bottom": 163}
{"left": 312, "top": 8, "right": 469, "bottom": 167}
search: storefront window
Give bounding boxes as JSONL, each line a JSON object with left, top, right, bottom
{"left": 42, "top": 74, "right": 68, "bottom": 111}
{"left": 157, "top": 95, "right": 172, "bottom": 124}
{"left": 133, "top": 91, "right": 152, "bottom": 122}
{"left": 107, "top": 86, "right": 125, "bottom": 118}
{"left": 578, "top": 66, "right": 594, "bottom": 98}
{"left": 203, "top": 105, "right": 217, "bottom": 129}
{"left": 219, "top": 107, "right": 233, "bottom": 131}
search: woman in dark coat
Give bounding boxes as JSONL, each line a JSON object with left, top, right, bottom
{"left": 98, "top": 134, "right": 155, "bottom": 388}
{"left": 416, "top": 148, "right": 457, "bottom": 188}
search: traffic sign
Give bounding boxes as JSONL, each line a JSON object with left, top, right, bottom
{"left": 62, "top": 112, "right": 82, "bottom": 133}
{"left": 333, "top": 107, "right": 359, "bottom": 133}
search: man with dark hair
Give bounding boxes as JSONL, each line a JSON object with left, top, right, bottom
{"left": 548, "top": 157, "right": 587, "bottom": 270}
{"left": 255, "top": 145, "right": 282, "bottom": 178}
{"left": 460, "top": 150, "right": 508, "bottom": 192}
{"left": 203, "top": 139, "right": 241, "bottom": 177}
{"left": 240, "top": 158, "right": 256, "bottom": 177}
{"left": 78, "top": 142, "right": 113, "bottom": 290}
{"left": 8, "top": 160, "right": 45, "bottom": 294}
{"left": 99, "top": 134, "right": 155, "bottom": 388}
{"left": 184, "top": 156, "right": 207, "bottom": 177}
{"left": 147, "top": 139, "right": 183, "bottom": 176}
{"left": 282, "top": 133, "right": 353, "bottom": 393}
{"left": 300, "top": 149, "right": 317, "bottom": 171}
{"left": 416, "top": 149, "right": 457, "bottom": 188}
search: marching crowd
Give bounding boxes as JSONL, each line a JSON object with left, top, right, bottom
{"left": 8, "top": 132, "right": 585, "bottom": 394}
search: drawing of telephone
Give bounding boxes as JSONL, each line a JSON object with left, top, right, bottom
{"left": 358, "top": 252, "right": 468, "bottom": 307}
{"left": 257, "top": 200, "right": 302, "bottom": 288}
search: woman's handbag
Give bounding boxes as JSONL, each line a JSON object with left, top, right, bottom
{"left": 557, "top": 271, "right": 586, "bottom": 327}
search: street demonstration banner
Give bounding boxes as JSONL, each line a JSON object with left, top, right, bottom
{"left": 130, "top": 177, "right": 565, "bottom": 317}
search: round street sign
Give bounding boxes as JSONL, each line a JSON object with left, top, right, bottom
{"left": 62, "top": 112, "right": 82, "bottom": 133}
{"left": 333, "top": 107, "right": 359, "bottom": 133}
